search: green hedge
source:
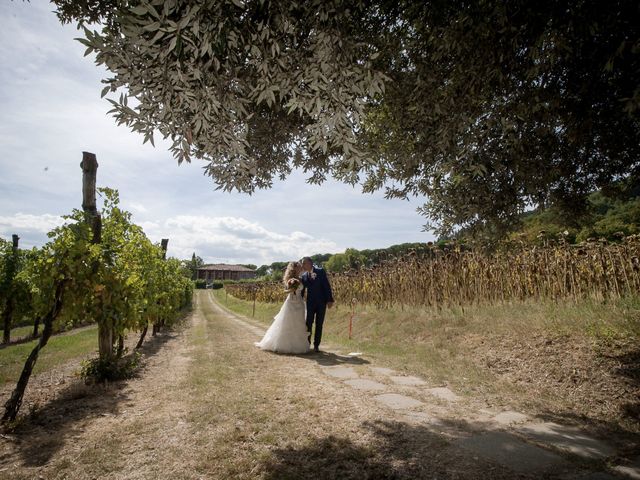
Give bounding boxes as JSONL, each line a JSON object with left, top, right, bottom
{"left": 194, "top": 279, "right": 223, "bottom": 289}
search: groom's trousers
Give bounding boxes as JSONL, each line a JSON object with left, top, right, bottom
{"left": 306, "top": 302, "right": 327, "bottom": 349}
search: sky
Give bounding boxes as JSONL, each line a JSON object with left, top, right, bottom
{"left": 0, "top": 1, "right": 435, "bottom": 266}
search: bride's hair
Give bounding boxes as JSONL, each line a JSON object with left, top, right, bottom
{"left": 283, "top": 261, "right": 300, "bottom": 288}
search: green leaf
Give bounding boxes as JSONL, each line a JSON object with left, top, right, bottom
{"left": 130, "top": 5, "right": 148, "bottom": 16}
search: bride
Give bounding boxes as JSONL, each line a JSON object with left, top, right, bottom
{"left": 255, "top": 261, "right": 310, "bottom": 354}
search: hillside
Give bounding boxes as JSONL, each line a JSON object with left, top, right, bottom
{"left": 513, "top": 188, "right": 640, "bottom": 244}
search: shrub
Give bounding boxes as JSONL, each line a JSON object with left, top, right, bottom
{"left": 80, "top": 352, "right": 142, "bottom": 383}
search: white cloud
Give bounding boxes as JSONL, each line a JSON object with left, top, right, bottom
{"left": 144, "top": 215, "right": 341, "bottom": 265}
{"left": 0, "top": 212, "right": 339, "bottom": 266}
{"left": 129, "top": 202, "right": 148, "bottom": 213}
{"left": 0, "top": 213, "right": 65, "bottom": 234}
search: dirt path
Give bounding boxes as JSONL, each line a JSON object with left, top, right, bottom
{"left": 0, "top": 291, "right": 637, "bottom": 479}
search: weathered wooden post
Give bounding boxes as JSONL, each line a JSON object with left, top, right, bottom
{"left": 2, "top": 234, "right": 19, "bottom": 344}
{"left": 81, "top": 152, "right": 110, "bottom": 360}
{"left": 81, "top": 152, "right": 101, "bottom": 244}
{"left": 252, "top": 286, "right": 257, "bottom": 318}
{"left": 160, "top": 238, "right": 169, "bottom": 260}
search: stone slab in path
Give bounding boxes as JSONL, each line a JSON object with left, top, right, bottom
{"left": 370, "top": 367, "right": 396, "bottom": 376}
{"left": 493, "top": 411, "right": 529, "bottom": 426}
{"left": 374, "top": 393, "right": 424, "bottom": 410}
{"left": 321, "top": 366, "right": 359, "bottom": 379}
{"left": 563, "top": 472, "right": 627, "bottom": 480}
{"left": 401, "top": 411, "right": 434, "bottom": 425}
{"left": 426, "top": 387, "right": 460, "bottom": 402}
{"left": 517, "top": 422, "right": 616, "bottom": 460}
{"left": 390, "top": 375, "right": 427, "bottom": 386}
{"left": 613, "top": 466, "right": 640, "bottom": 479}
{"left": 343, "top": 378, "right": 386, "bottom": 392}
{"left": 459, "top": 431, "right": 568, "bottom": 474}
{"left": 612, "top": 456, "right": 640, "bottom": 480}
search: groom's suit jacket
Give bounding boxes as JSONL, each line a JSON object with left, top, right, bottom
{"left": 301, "top": 267, "right": 334, "bottom": 306}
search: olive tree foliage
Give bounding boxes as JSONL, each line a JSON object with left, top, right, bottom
{"left": 357, "top": 0, "right": 640, "bottom": 239}
{"left": 51, "top": 0, "right": 640, "bottom": 239}
{"left": 55, "top": 0, "right": 385, "bottom": 191}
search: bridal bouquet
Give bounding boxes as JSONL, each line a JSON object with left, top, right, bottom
{"left": 285, "top": 278, "right": 301, "bottom": 293}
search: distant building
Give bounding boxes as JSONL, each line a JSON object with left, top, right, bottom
{"left": 196, "top": 264, "right": 257, "bottom": 282}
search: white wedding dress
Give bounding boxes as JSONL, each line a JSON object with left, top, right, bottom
{"left": 255, "top": 284, "right": 310, "bottom": 354}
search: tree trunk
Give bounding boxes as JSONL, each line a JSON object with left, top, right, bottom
{"left": 135, "top": 325, "right": 148, "bottom": 349}
{"left": 32, "top": 316, "right": 41, "bottom": 339}
{"left": 116, "top": 334, "right": 125, "bottom": 358}
{"left": 1, "top": 302, "right": 12, "bottom": 345}
{"left": 2, "top": 235, "right": 19, "bottom": 344}
{"left": 98, "top": 321, "right": 114, "bottom": 360}
{"left": 3, "top": 282, "right": 64, "bottom": 423}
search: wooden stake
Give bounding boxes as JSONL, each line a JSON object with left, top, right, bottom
{"left": 81, "top": 153, "right": 111, "bottom": 360}
{"left": 153, "top": 239, "right": 169, "bottom": 335}
{"left": 2, "top": 235, "right": 19, "bottom": 344}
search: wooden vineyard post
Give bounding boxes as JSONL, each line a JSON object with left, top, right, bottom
{"left": 152, "top": 239, "right": 169, "bottom": 336}
{"left": 81, "top": 152, "right": 102, "bottom": 245}
{"left": 160, "top": 238, "right": 169, "bottom": 260}
{"left": 348, "top": 298, "right": 356, "bottom": 340}
{"left": 2, "top": 234, "right": 19, "bottom": 344}
{"left": 81, "top": 152, "right": 110, "bottom": 360}
{"left": 159, "top": 238, "right": 169, "bottom": 330}
{"left": 252, "top": 286, "right": 257, "bottom": 317}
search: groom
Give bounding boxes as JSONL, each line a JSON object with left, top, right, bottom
{"left": 300, "top": 257, "right": 334, "bottom": 353}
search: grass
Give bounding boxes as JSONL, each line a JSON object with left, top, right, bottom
{"left": 212, "top": 288, "right": 494, "bottom": 391}
{"left": 3, "top": 322, "right": 98, "bottom": 345}
{"left": 4, "top": 325, "right": 35, "bottom": 341}
{"left": 0, "top": 325, "right": 99, "bottom": 387}
{"left": 212, "top": 288, "right": 640, "bottom": 432}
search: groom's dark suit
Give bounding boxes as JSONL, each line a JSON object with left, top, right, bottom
{"left": 301, "top": 266, "right": 334, "bottom": 350}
